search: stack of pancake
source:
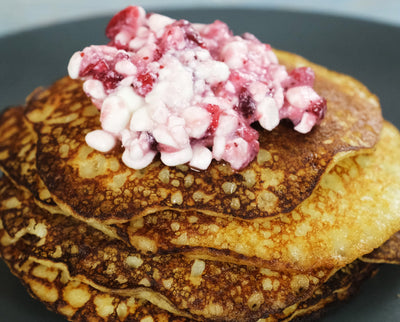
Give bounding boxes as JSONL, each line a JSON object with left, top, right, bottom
{"left": 1, "top": 50, "right": 400, "bottom": 321}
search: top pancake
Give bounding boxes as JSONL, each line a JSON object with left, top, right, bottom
{"left": 22, "top": 50, "right": 382, "bottom": 223}
{"left": 117, "top": 122, "right": 400, "bottom": 271}
{"left": 1, "top": 109, "right": 397, "bottom": 273}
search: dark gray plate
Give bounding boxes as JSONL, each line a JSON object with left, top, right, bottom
{"left": 0, "top": 8, "right": 400, "bottom": 321}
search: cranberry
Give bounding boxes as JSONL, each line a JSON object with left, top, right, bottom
{"left": 158, "top": 25, "right": 182, "bottom": 52}
{"left": 185, "top": 30, "right": 206, "bottom": 48}
{"left": 307, "top": 98, "right": 327, "bottom": 123}
{"left": 80, "top": 60, "right": 108, "bottom": 78}
{"left": 80, "top": 59, "right": 123, "bottom": 90}
{"left": 161, "top": 20, "right": 206, "bottom": 50}
{"left": 102, "top": 72, "right": 124, "bottom": 91}
{"left": 205, "top": 104, "right": 221, "bottom": 135}
{"left": 211, "top": 82, "right": 225, "bottom": 96}
{"left": 115, "top": 51, "right": 130, "bottom": 61}
{"left": 288, "top": 67, "right": 315, "bottom": 87}
{"left": 236, "top": 123, "right": 259, "bottom": 143}
{"left": 106, "top": 6, "right": 142, "bottom": 40}
{"left": 153, "top": 48, "right": 163, "bottom": 61}
{"left": 147, "top": 133, "right": 158, "bottom": 151}
{"left": 229, "top": 124, "right": 259, "bottom": 170}
{"left": 199, "top": 20, "right": 232, "bottom": 45}
{"left": 179, "top": 21, "right": 206, "bottom": 48}
{"left": 236, "top": 88, "right": 256, "bottom": 121}
{"left": 228, "top": 71, "right": 246, "bottom": 91}
{"left": 133, "top": 71, "right": 157, "bottom": 96}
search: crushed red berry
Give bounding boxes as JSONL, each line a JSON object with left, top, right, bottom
{"left": 106, "top": 6, "right": 144, "bottom": 41}
{"left": 80, "top": 60, "right": 108, "bottom": 78}
{"left": 80, "top": 59, "right": 123, "bottom": 91}
{"left": 205, "top": 104, "right": 221, "bottom": 135}
{"left": 237, "top": 88, "right": 257, "bottom": 121}
{"left": 133, "top": 71, "right": 157, "bottom": 96}
{"left": 153, "top": 49, "right": 163, "bottom": 62}
{"left": 177, "top": 20, "right": 206, "bottom": 48}
{"left": 287, "top": 67, "right": 315, "bottom": 87}
{"left": 236, "top": 123, "right": 259, "bottom": 149}
{"left": 308, "top": 98, "right": 327, "bottom": 122}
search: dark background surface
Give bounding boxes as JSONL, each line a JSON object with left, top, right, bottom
{"left": 0, "top": 8, "right": 400, "bottom": 321}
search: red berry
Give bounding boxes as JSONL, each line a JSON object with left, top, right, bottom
{"left": 307, "top": 98, "right": 327, "bottom": 123}
{"left": 160, "top": 20, "right": 206, "bottom": 52}
{"left": 80, "top": 59, "right": 123, "bottom": 90}
{"left": 179, "top": 21, "right": 206, "bottom": 48}
{"left": 288, "top": 67, "right": 315, "bottom": 87}
{"left": 205, "top": 104, "right": 221, "bottom": 135}
{"left": 102, "top": 72, "right": 124, "bottom": 90}
{"left": 236, "top": 123, "right": 259, "bottom": 143}
{"left": 133, "top": 72, "right": 156, "bottom": 96}
{"left": 80, "top": 60, "right": 108, "bottom": 77}
{"left": 237, "top": 88, "right": 256, "bottom": 121}
{"left": 106, "top": 6, "right": 142, "bottom": 40}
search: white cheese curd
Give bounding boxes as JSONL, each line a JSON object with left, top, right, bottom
{"left": 85, "top": 130, "right": 117, "bottom": 153}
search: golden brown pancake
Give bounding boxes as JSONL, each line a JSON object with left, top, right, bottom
{"left": 261, "top": 260, "right": 379, "bottom": 322}
{"left": 21, "top": 49, "right": 382, "bottom": 224}
{"left": 0, "top": 177, "right": 344, "bottom": 321}
{"left": 0, "top": 176, "right": 387, "bottom": 322}
{"left": 1, "top": 244, "right": 378, "bottom": 322}
{"left": 0, "top": 105, "right": 395, "bottom": 273}
{"left": 109, "top": 122, "right": 400, "bottom": 272}
{"left": 361, "top": 231, "right": 400, "bottom": 264}
{"left": 0, "top": 107, "right": 54, "bottom": 207}
{"left": 0, "top": 69, "right": 395, "bottom": 272}
{"left": 1, "top": 254, "right": 190, "bottom": 322}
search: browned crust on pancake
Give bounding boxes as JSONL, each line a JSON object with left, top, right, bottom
{"left": 0, "top": 107, "right": 54, "bottom": 206}
{"left": 0, "top": 177, "right": 340, "bottom": 321}
{"left": 267, "top": 260, "right": 379, "bottom": 322}
{"left": 0, "top": 226, "right": 380, "bottom": 322}
{"left": 110, "top": 120, "right": 400, "bottom": 271}
{"left": 0, "top": 244, "right": 379, "bottom": 322}
{"left": 1, "top": 253, "right": 191, "bottom": 322}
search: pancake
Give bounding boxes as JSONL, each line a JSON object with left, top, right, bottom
{"left": 0, "top": 102, "right": 396, "bottom": 272}
{"left": 108, "top": 122, "right": 400, "bottom": 272}
{"left": 1, "top": 245, "right": 379, "bottom": 322}
{"left": 21, "top": 49, "right": 382, "bottom": 224}
{"left": 1, "top": 115, "right": 399, "bottom": 319}
{"left": 0, "top": 87, "right": 397, "bottom": 271}
{"left": 261, "top": 260, "right": 379, "bottom": 322}
{"left": 0, "top": 175, "right": 389, "bottom": 321}
{"left": 0, "top": 106, "right": 55, "bottom": 207}
{"left": 2, "top": 255, "right": 190, "bottom": 322}
{"left": 361, "top": 231, "right": 400, "bottom": 264}
{"left": 0, "top": 172, "right": 387, "bottom": 321}
{"left": 0, "top": 106, "right": 122, "bottom": 239}
{"left": 0, "top": 176, "right": 342, "bottom": 321}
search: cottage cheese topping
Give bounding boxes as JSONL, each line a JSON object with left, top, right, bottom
{"left": 68, "top": 6, "right": 326, "bottom": 170}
